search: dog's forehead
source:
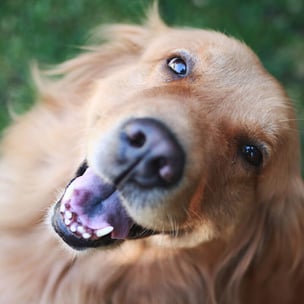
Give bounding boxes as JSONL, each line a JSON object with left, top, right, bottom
{"left": 142, "top": 27, "right": 254, "bottom": 63}
{"left": 140, "top": 28, "right": 271, "bottom": 100}
{"left": 140, "top": 28, "right": 290, "bottom": 111}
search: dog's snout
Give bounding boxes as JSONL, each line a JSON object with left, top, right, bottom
{"left": 119, "top": 118, "right": 185, "bottom": 188}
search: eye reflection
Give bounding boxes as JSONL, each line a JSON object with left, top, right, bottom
{"left": 167, "top": 57, "right": 187, "bottom": 76}
{"left": 241, "top": 145, "right": 263, "bottom": 167}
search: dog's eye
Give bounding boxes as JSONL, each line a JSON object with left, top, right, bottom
{"left": 241, "top": 145, "right": 263, "bottom": 167}
{"left": 167, "top": 57, "right": 187, "bottom": 76}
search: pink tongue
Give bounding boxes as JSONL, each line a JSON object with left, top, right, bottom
{"left": 61, "top": 167, "right": 133, "bottom": 239}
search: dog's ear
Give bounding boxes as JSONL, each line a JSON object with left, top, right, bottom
{"left": 213, "top": 113, "right": 304, "bottom": 304}
{"left": 33, "top": 7, "right": 167, "bottom": 107}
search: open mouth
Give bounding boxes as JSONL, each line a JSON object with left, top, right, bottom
{"left": 52, "top": 162, "right": 156, "bottom": 250}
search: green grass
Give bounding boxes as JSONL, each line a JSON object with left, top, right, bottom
{"left": 0, "top": 0, "right": 303, "bottom": 171}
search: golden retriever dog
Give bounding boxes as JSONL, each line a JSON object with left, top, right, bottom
{"left": 0, "top": 7, "right": 303, "bottom": 304}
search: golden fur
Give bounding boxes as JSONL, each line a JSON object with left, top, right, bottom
{"left": 0, "top": 8, "right": 304, "bottom": 304}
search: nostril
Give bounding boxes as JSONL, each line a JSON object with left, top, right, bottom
{"left": 150, "top": 157, "right": 176, "bottom": 185}
{"left": 150, "top": 157, "right": 166, "bottom": 176}
{"left": 151, "top": 157, "right": 167, "bottom": 169}
{"left": 151, "top": 157, "right": 172, "bottom": 183}
{"left": 125, "top": 129, "right": 146, "bottom": 148}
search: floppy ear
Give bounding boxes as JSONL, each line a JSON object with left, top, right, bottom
{"left": 33, "top": 6, "right": 167, "bottom": 108}
{"left": 213, "top": 111, "right": 304, "bottom": 303}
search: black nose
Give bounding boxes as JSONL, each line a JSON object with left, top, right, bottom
{"left": 118, "top": 118, "right": 185, "bottom": 188}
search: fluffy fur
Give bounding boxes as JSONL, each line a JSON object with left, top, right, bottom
{"left": 0, "top": 8, "right": 304, "bottom": 304}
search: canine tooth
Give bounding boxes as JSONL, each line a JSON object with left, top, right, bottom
{"left": 63, "top": 186, "right": 74, "bottom": 201}
{"left": 77, "top": 225, "right": 85, "bottom": 234}
{"left": 64, "top": 218, "right": 72, "bottom": 226}
{"left": 64, "top": 210, "right": 73, "bottom": 220}
{"left": 60, "top": 203, "right": 66, "bottom": 213}
{"left": 82, "top": 232, "right": 92, "bottom": 239}
{"left": 70, "top": 222, "right": 78, "bottom": 233}
{"left": 95, "top": 226, "right": 114, "bottom": 238}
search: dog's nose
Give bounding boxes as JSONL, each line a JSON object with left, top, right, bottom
{"left": 118, "top": 118, "right": 185, "bottom": 188}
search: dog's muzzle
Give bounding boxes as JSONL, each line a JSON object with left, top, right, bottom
{"left": 51, "top": 118, "right": 185, "bottom": 250}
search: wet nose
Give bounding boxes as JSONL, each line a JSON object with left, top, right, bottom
{"left": 118, "top": 118, "right": 185, "bottom": 188}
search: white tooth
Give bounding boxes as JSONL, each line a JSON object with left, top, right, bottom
{"left": 82, "top": 232, "right": 92, "bottom": 239}
{"left": 77, "top": 226, "right": 85, "bottom": 234}
{"left": 95, "top": 226, "right": 114, "bottom": 238}
{"left": 60, "top": 204, "right": 66, "bottom": 213}
{"left": 64, "top": 218, "right": 72, "bottom": 226}
{"left": 70, "top": 222, "right": 78, "bottom": 233}
{"left": 63, "top": 186, "right": 74, "bottom": 201}
{"left": 64, "top": 210, "right": 73, "bottom": 220}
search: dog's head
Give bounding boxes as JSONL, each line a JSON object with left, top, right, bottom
{"left": 51, "top": 12, "right": 302, "bottom": 251}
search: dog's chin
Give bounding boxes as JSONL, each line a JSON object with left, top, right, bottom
{"left": 51, "top": 162, "right": 157, "bottom": 251}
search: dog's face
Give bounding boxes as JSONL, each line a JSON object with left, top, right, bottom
{"left": 52, "top": 25, "right": 299, "bottom": 250}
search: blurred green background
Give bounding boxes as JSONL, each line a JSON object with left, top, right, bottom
{"left": 0, "top": 0, "right": 303, "bottom": 171}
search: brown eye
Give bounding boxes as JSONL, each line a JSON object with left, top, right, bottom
{"left": 167, "top": 57, "right": 187, "bottom": 76}
{"left": 241, "top": 145, "right": 263, "bottom": 167}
